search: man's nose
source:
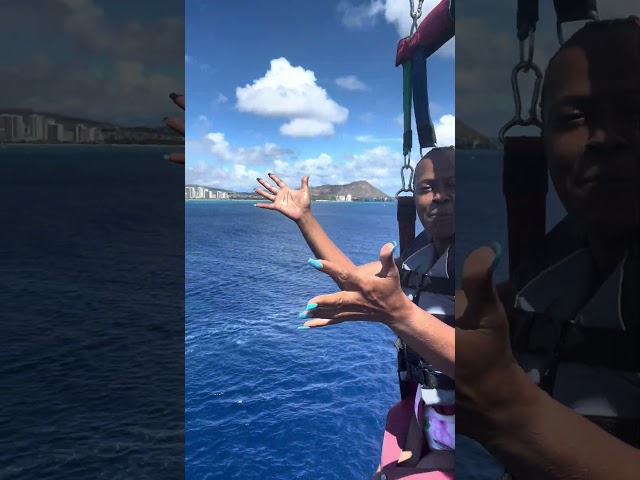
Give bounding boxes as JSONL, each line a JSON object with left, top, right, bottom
{"left": 587, "top": 107, "right": 628, "bottom": 153}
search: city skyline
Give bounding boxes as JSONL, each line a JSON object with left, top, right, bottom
{"left": 0, "top": 109, "right": 182, "bottom": 144}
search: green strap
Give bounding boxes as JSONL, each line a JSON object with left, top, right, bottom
{"left": 402, "top": 61, "right": 413, "bottom": 156}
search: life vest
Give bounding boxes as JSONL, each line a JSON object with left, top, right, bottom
{"left": 395, "top": 231, "right": 455, "bottom": 401}
{"left": 508, "top": 217, "right": 640, "bottom": 448}
{"left": 378, "top": 231, "right": 456, "bottom": 479}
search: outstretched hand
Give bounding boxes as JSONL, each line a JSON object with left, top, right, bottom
{"left": 455, "top": 244, "right": 528, "bottom": 441}
{"left": 164, "top": 93, "right": 185, "bottom": 164}
{"left": 300, "top": 242, "right": 412, "bottom": 328}
{"left": 255, "top": 174, "right": 311, "bottom": 222}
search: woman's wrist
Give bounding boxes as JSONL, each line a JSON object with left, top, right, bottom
{"left": 294, "top": 209, "right": 313, "bottom": 226}
{"left": 466, "top": 362, "right": 542, "bottom": 446}
{"left": 385, "top": 295, "right": 419, "bottom": 329}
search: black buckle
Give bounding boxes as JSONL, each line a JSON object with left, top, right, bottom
{"left": 418, "top": 275, "right": 432, "bottom": 289}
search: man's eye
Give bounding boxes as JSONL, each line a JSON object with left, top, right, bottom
{"left": 419, "top": 186, "right": 432, "bottom": 193}
{"left": 556, "top": 111, "right": 585, "bottom": 126}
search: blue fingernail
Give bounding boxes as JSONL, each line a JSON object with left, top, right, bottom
{"left": 298, "top": 312, "right": 312, "bottom": 319}
{"left": 305, "top": 303, "right": 318, "bottom": 311}
{"left": 391, "top": 241, "right": 398, "bottom": 253}
{"left": 488, "top": 242, "right": 503, "bottom": 275}
{"left": 308, "top": 259, "right": 323, "bottom": 269}
{"left": 297, "top": 326, "right": 310, "bottom": 330}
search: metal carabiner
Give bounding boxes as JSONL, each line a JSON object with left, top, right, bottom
{"left": 396, "top": 153, "right": 415, "bottom": 197}
{"left": 498, "top": 60, "right": 543, "bottom": 143}
{"left": 518, "top": 28, "right": 536, "bottom": 72}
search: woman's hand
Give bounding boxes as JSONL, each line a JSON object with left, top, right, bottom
{"left": 455, "top": 244, "right": 532, "bottom": 441}
{"left": 300, "top": 242, "right": 413, "bottom": 328}
{"left": 164, "top": 92, "right": 184, "bottom": 164}
{"left": 255, "top": 174, "right": 312, "bottom": 223}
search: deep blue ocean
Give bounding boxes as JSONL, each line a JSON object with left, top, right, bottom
{"left": 185, "top": 149, "right": 567, "bottom": 479}
{"left": 1, "top": 146, "right": 184, "bottom": 480}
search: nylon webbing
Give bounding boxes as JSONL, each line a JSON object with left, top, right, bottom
{"left": 553, "top": 0, "right": 599, "bottom": 24}
{"left": 402, "top": 61, "right": 413, "bottom": 156}
{"left": 412, "top": 47, "right": 437, "bottom": 149}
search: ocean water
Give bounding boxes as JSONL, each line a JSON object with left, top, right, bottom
{"left": 186, "top": 149, "right": 567, "bottom": 479}
{"left": 1, "top": 146, "right": 184, "bottom": 479}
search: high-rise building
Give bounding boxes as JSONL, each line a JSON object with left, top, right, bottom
{"left": 28, "top": 114, "right": 45, "bottom": 140}
{"left": 0, "top": 114, "right": 25, "bottom": 141}
{"left": 46, "top": 120, "right": 63, "bottom": 142}
{"left": 75, "top": 124, "right": 88, "bottom": 142}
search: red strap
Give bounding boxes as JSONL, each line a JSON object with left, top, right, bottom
{"left": 397, "top": 196, "right": 416, "bottom": 255}
{"left": 395, "top": 0, "right": 454, "bottom": 66}
{"left": 502, "top": 136, "right": 548, "bottom": 275}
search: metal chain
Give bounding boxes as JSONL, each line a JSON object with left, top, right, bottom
{"left": 518, "top": 25, "right": 536, "bottom": 72}
{"left": 499, "top": 15, "right": 542, "bottom": 142}
{"left": 409, "top": 0, "right": 424, "bottom": 36}
{"left": 396, "top": 0, "right": 422, "bottom": 197}
{"left": 396, "top": 153, "right": 415, "bottom": 197}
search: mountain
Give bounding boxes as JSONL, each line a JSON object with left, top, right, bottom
{"left": 186, "top": 180, "right": 392, "bottom": 201}
{"left": 456, "top": 119, "right": 500, "bottom": 149}
{"left": 309, "top": 180, "right": 391, "bottom": 200}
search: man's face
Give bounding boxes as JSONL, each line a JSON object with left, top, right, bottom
{"left": 542, "top": 36, "right": 640, "bottom": 237}
{"left": 414, "top": 150, "right": 455, "bottom": 241}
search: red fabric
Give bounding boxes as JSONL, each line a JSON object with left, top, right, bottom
{"left": 395, "top": 0, "right": 453, "bottom": 66}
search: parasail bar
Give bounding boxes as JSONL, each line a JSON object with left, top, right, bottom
{"left": 395, "top": 0, "right": 454, "bottom": 66}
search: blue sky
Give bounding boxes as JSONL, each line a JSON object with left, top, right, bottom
{"left": 185, "top": 0, "right": 455, "bottom": 195}
{"left": 0, "top": 0, "right": 184, "bottom": 126}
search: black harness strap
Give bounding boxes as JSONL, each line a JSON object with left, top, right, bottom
{"left": 503, "top": 137, "right": 548, "bottom": 276}
{"left": 585, "top": 416, "right": 640, "bottom": 448}
{"left": 396, "top": 239, "right": 455, "bottom": 399}
{"left": 399, "top": 270, "right": 454, "bottom": 295}
{"left": 552, "top": 0, "right": 599, "bottom": 24}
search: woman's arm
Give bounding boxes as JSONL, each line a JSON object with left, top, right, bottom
{"left": 476, "top": 368, "right": 640, "bottom": 480}
{"left": 385, "top": 300, "right": 455, "bottom": 379}
{"left": 255, "top": 173, "right": 354, "bottom": 270}
{"left": 295, "top": 211, "right": 355, "bottom": 270}
{"left": 302, "top": 243, "right": 455, "bottom": 379}
{"left": 457, "top": 245, "right": 640, "bottom": 480}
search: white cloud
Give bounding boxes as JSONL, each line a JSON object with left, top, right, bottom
{"left": 393, "top": 113, "right": 454, "bottom": 147}
{"left": 186, "top": 131, "right": 402, "bottom": 194}
{"left": 336, "top": 75, "right": 370, "bottom": 91}
{"left": 0, "top": 0, "right": 184, "bottom": 124}
{"left": 235, "top": 57, "right": 349, "bottom": 137}
{"left": 188, "top": 131, "right": 294, "bottom": 166}
{"left": 356, "top": 134, "right": 400, "bottom": 143}
{"left": 434, "top": 114, "right": 455, "bottom": 147}
{"left": 280, "top": 118, "right": 336, "bottom": 137}
{"left": 338, "top": 0, "right": 455, "bottom": 59}
{"left": 337, "top": 0, "right": 385, "bottom": 28}
{"left": 216, "top": 93, "right": 228, "bottom": 104}
{"left": 186, "top": 115, "right": 454, "bottom": 193}
{"left": 185, "top": 54, "right": 192, "bottom": 63}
